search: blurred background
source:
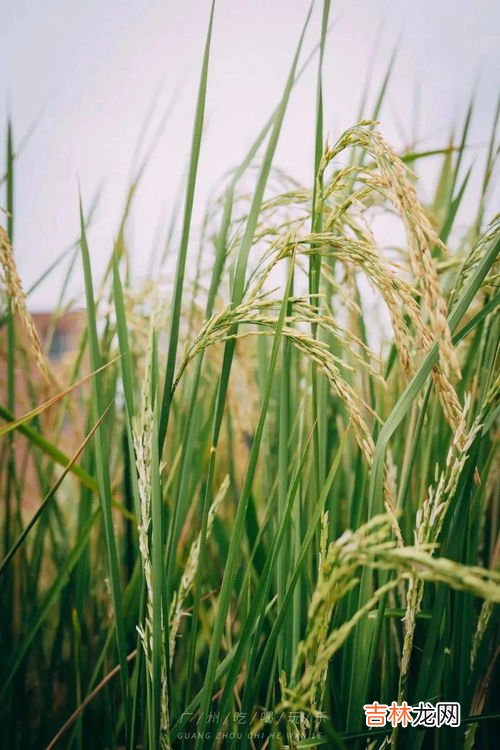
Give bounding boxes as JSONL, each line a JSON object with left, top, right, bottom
{"left": 1, "top": 0, "right": 499, "bottom": 309}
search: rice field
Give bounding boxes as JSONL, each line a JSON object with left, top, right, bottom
{"left": 1, "top": 3, "right": 499, "bottom": 749}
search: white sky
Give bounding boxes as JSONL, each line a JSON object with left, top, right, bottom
{"left": 1, "top": 0, "right": 499, "bottom": 309}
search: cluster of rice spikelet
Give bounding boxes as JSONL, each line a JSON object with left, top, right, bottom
{"left": 276, "top": 513, "right": 499, "bottom": 737}
{"left": 175, "top": 289, "right": 377, "bottom": 465}
{"left": 451, "top": 213, "right": 500, "bottom": 305}
{"left": 282, "top": 516, "right": 400, "bottom": 720}
{"left": 133, "top": 333, "right": 170, "bottom": 749}
{"left": 0, "top": 225, "right": 49, "bottom": 382}
{"left": 324, "top": 122, "right": 460, "bottom": 376}
{"left": 398, "top": 397, "right": 490, "bottom": 706}
{"left": 168, "top": 475, "right": 229, "bottom": 664}
{"left": 316, "top": 124, "right": 468, "bottom": 448}
{"left": 172, "top": 123, "right": 470, "bottom": 499}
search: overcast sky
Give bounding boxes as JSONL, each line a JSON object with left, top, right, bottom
{"left": 1, "top": 0, "right": 499, "bottom": 309}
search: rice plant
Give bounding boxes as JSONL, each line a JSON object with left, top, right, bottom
{"left": 1, "top": 4, "right": 499, "bottom": 749}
